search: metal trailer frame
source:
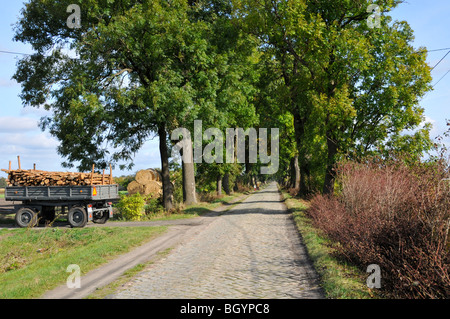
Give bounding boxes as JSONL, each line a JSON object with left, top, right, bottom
{"left": 5, "top": 185, "right": 120, "bottom": 228}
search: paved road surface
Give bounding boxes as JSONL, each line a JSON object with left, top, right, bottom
{"left": 113, "top": 182, "right": 323, "bottom": 299}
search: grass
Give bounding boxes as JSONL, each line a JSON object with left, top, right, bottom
{"left": 0, "top": 226, "right": 167, "bottom": 299}
{"left": 87, "top": 247, "right": 174, "bottom": 299}
{"left": 0, "top": 189, "right": 251, "bottom": 299}
{"left": 280, "top": 188, "right": 378, "bottom": 299}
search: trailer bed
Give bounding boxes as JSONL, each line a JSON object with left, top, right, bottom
{"left": 5, "top": 184, "right": 119, "bottom": 202}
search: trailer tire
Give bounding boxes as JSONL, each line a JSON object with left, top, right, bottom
{"left": 15, "top": 207, "right": 38, "bottom": 228}
{"left": 68, "top": 206, "right": 88, "bottom": 228}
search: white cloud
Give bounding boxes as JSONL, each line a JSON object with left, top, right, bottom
{"left": 1, "top": 133, "right": 59, "bottom": 150}
{"left": 0, "top": 116, "right": 40, "bottom": 132}
{"left": 0, "top": 132, "right": 62, "bottom": 173}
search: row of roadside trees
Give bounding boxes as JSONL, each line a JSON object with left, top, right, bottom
{"left": 13, "top": 0, "right": 433, "bottom": 209}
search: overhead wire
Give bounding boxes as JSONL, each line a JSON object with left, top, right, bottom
{"left": 430, "top": 50, "right": 450, "bottom": 71}
{"left": 0, "top": 50, "right": 31, "bottom": 56}
{"left": 2, "top": 47, "right": 450, "bottom": 58}
{"left": 2, "top": 47, "right": 450, "bottom": 88}
{"left": 432, "top": 69, "right": 450, "bottom": 88}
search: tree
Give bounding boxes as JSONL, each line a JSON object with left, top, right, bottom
{"left": 0, "top": 177, "right": 7, "bottom": 188}
{"left": 13, "top": 0, "right": 223, "bottom": 210}
{"left": 188, "top": 0, "right": 261, "bottom": 196}
{"left": 237, "top": 0, "right": 432, "bottom": 194}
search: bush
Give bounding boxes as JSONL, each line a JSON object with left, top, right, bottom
{"left": 0, "top": 177, "right": 7, "bottom": 188}
{"left": 114, "top": 175, "right": 135, "bottom": 191}
{"left": 144, "top": 197, "right": 165, "bottom": 215}
{"left": 308, "top": 158, "right": 450, "bottom": 298}
{"left": 116, "top": 193, "right": 146, "bottom": 221}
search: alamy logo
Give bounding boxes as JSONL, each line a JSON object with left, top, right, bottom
{"left": 66, "top": 4, "right": 81, "bottom": 29}
{"left": 66, "top": 264, "right": 81, "bottom": 289}
{"left": 367, "top": 4, "right": 381, "bottom": 29}
{"left": 171, "top": 120, "right": 279, "bottom": 175}
{"left": 366, "top": 264, "right": 381, "bottom": 289}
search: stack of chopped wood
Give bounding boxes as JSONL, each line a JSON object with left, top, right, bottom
{"left": 2, "top": 157, "right": 115, "bottom": 187}
{"left": 127, "top": 169, "right": 162, "bottom": 197}
{"left": 2, "top": 169, "right": 114, "bottom": 187}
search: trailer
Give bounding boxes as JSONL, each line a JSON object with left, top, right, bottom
{"left": 5, "top": 184, "right": 119, "bottom": 228}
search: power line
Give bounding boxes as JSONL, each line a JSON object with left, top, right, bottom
{"left": 433, "top": 69, "right": 450, "bottom": 88}
{"left": 2, "top": 46, "right": 450, "bottom": 88}
{"left": 431, "top": 50, "right": 450, "bottom": 71}
{"left": 427, "top": 47, "right": 450, "bottom": 53}
{"left": 0, "top": 50, "right": 31, "bottom": 56}
{"left": 2, "top": 46, "right": 450, "bottom": 58}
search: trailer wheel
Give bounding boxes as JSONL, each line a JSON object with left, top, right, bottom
{"left": 15, "top": 207, "right": 38, "bottom": 228}
{"left": 68, "top": 206, "right": 88, "bottom": 228}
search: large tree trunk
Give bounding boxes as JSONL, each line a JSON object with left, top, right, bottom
{"left": 181, "top": 144, "right": 197, "bottom": 205}
{"left": 292, "top": 109, "right": 306, "bottom": 194}
{"left": 323, "top": 133, "right": 338, "bottom": 195}
{"left": 299, "top": 164, "right": 308, "bottom": 196}
{"left": 216, "top": 174, "right": 222, "bottom": 196}
{"left": 292, "top": 155, "right": 300, "bottom": 191}
{"left": 223, "top": 173, "right": 231, "bottom": 195}
{"left": 158, "top": 124, "right": 173, "bottom": 211}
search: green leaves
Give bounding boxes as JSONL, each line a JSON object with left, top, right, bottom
{"left": 13, "top": 0, "right": 433, "bottom": 195}
{"left": 236, "top": 0, "right": 433, "bottom": 193}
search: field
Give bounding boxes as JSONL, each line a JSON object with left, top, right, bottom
{"left": 0, "top": 226, "right": 167, "bottom": 298}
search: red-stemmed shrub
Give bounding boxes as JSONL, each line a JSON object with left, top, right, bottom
{"left": 308, "top": 157, "right": 450, "bottom": 298}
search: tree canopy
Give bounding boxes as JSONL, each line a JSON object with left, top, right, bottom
{"left": 13, "top": 0, "right": 433, "bottom": 203}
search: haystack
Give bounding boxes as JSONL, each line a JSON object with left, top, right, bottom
{"left": 127, "top": 169, "right": 162, "bottom": 198}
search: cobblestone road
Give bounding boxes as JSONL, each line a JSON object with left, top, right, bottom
{"left": 113, "top": 182, "right": 324, "bottom": 299}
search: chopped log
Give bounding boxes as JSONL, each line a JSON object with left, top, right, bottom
{"left": 2, "top": 167, "right": 115, "bottom": 187}
{"left": 91, "top": 164, "right": 95, "bottom": 185}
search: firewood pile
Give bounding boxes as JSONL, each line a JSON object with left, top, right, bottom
{"left": 127, "top": 169, "right": 162, "bottom": 197}
{"left": 1, "top": 157, "right": 114, "bottom": 187}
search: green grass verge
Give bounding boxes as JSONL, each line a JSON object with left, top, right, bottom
{"left": 0, "top": 226, "right": 167, "bottom": 298}
{"left": 280, "top": 189, "right": 378, "bottom": 299}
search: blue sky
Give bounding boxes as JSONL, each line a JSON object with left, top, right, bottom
{"left": 1, "top": 1, "right": 450, "bottom": 177}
